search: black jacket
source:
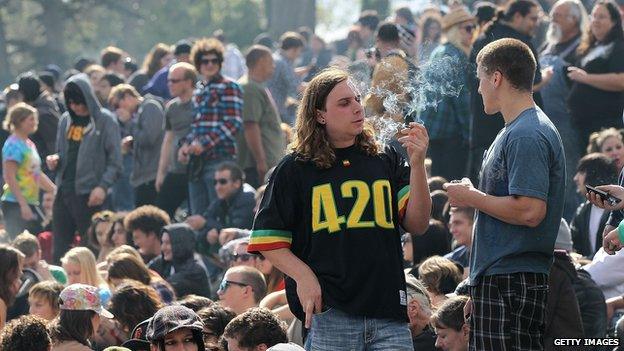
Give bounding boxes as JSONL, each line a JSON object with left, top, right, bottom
{"left": 570, "top": 201, "right": 610, "bottom": 258}
{"left": 31, "top": 91, "right": 60, "bottom": 161}
{"left": 469, "top": 21, "right": 543, "bottom": 150}
{"left": 202, "top": 187, "right": 256, "bottom": 232}
{"left": 545, "top": 251, "right": 585, "bottom": 350}
{"left": 148, "top": 223, "right": 211, "bottom": 298}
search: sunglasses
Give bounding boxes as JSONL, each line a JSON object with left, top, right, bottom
{"left": 218, "top": 280, "right": 248, "bottom": 293}
{"left": 463, "top": 24, "right": 475, "bottom": 33}
{"left": 167, "top": 78, "right": 185, "bottom": 84}
{"left": 200, "top": 58, "right": 221, "bottom": 65}
{"left": 213, "top": 178, "right": 230, "bottom": 185}
{"left": 231, "top": 253, "right": 255, "bottom": 262}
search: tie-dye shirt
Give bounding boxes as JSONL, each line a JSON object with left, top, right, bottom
{"left": 1, "top": 135, "right": 41, "bottom": 205}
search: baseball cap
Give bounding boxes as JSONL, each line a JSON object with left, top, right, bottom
{"left": 59, "top": 284, "right": 113, "bottom": 318}
{"left": 121, "top": 318, "right": 151, "bottom": 351}
{"left": 146, "top": 305, "right": 204, "bottom": 342}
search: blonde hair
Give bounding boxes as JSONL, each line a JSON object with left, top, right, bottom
{"left": 587, "top": 128, "right": 623, "bottom": 154}
{"left": 61, "top": 247, "right": 106, "bottom": 287}
{"left": 444, "top": 22, "right": 472, "bottom": 55}
{"left": 108, "top": 83, "right": 141, "bottom": 107}
{"left": 290, "top": 68, "right": 379, "bottom": 169}
{"left": 3, "top": 102, "right": 37, "bottom": 132}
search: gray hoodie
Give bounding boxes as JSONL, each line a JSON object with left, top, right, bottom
{"left": 55, "top": 74, "right": 122, "bottom": 195}
{"left": 130, "top": 97, "right": 164, "bottom": 187}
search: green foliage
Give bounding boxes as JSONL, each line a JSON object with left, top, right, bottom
{"left": 361, "top": 0, "right": 389, "bottom": 18}
{"left": 0, "top": 0, "right": 264, "bottom": 86}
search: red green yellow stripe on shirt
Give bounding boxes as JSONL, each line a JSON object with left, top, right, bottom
{"left": 397, "top": 185, "right": 410, "bottom": 221}
{"left": 248, "top": 229, "right": 293, "bottom": 253}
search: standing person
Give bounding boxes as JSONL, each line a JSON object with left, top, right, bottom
{"left": 237, "top": 45, "right": 285, "bottom": 187}
{"left": 17, "top": 72, "right": 60, "bottom": 170}
{"left": 155, "top": 62, "right": 197, "bottom": 218}
{"left": 266, "top": 32, "right": 306, "bottom": 125}
{"left": 48, "top": 73, "right": 122, "bottom": 264}
{"left": 568, "top": 0, "right": 624, "bottom": 147}
{"left": 445, "top": 38, "right": 565, "bottom": 350}
{"left": 420, "top": 7, "right": 475, "bottom": 181}
{"left": 180, "top": 38, "right": 243, "bottom": 216}
{"left": 128, "top": 43, "right": 173, "bottom": 94}
{"left": 100, "top": 46, "right": 126, "bottom": 76}
{"left": 468, "top": 0, "right": 544, "bottom": 183}
{"left": 2, "top": 103, "right": 56, "bottom": 238}
{"left": 109, "top": 84, "right": 165, "bottom": 207}
{"left": 539, "top": 0, "right": 588, "bottom": 221}
{"left": 248, "top": 68, "right": 431, "bottom": 350}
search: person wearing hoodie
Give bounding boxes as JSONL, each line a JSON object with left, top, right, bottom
{"left": 17, "top": 72, "right": 60, "bottom": 173}
{"left": 47, "top": 73, "right": 122, "bottom": 264}
{"left": 148, "top": 223, "right": 211, "bottom": 298}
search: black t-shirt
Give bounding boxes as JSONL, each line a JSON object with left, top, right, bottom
{"left": 249, "top": 145, "right": 411, "bottom": 322}
{"left": 568, "top": 39, "right": 624, "bottom": 124}
{"left": 61, "top": 115, "right": 90, "bottom": 192}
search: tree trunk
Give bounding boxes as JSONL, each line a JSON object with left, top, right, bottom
{"left": 38, "top": 0, "right": 67, "bottom": 68}
{"left": 0, "top": 8, "right": 12, "bottom": 86}
{"left": 361, "top": 0, "right": 389, "bottom": 18}
{"left": 267, "top": 0, "right": 316, "bottom": 39}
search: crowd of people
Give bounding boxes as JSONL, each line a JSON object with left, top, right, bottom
{"left": 0, "top": 0, "right": 623, "bottom": 350}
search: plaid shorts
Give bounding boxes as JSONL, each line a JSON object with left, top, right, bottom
{"left": 469, "top": 272, "right": 549, "bottom": 351}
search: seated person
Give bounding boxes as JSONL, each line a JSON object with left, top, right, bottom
{"left": 444, "top": 206, "right": 475, "bottom": 274}
{"left": 430, "top": 296, "right": 470, "bottom": 351}
{"left": 186, "top": 162, "right": 256, "bottom": 259}
{"left": 0, "top": 315, "right": 51, "bottom": 351}
{"left": 217, "top": 266, "right": 267, "bottom": 315}
{"left": 418, "top": 256, "right": 463, "bottom": 309}
{"left": 222, "top": 307, "right": 288, "bottom": 351}
{"left": 12, "top": 231, "right": 67, "bottom": 284}
{"left": 146, "top": 305, "right": 205, "bottom": 351}
{"left": 124, "top": 205, "right": 171, "bottom": 264}
{"left": 28, "top": 280, "right": 63, "bottom": 321}
{"left": 405, "top": 274, "right": 437, "bottom": 351}
{"left": 148, "top": 223, "right": 211, "bottom": 298}
{"left": 197, "top": 304, "right": 236, "bottom": 346}
{"left": 570, "top": 153, "right": 619, "bottom": 258}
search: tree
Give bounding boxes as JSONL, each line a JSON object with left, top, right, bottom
{"left": 361, "top": 0, "right": 389, "bottom": 18}
{"left": 265, "top": 0, "right": 315, "bottom": 39}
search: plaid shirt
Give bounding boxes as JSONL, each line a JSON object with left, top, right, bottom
{"left": 419, "top": 43, "right": 471, "bottom": 142}
{"left": 183, "top": 74, "right": 243, "bottom": 160}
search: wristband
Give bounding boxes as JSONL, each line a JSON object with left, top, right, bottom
{"left": 617, "top": 221, "right": 624, "bottom": 243}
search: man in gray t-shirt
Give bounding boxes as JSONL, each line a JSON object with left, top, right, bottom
{"left": 155, "top": 63, "right": 198, "bottom": 218}
{"left": 445, "top": 38, "right": 565, "bottom": 350}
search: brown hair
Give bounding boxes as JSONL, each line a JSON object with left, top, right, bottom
{"left": 87, "top": 210, "right": 115, "bottom": 252}
{"left": 100, "top": 46, "right": 124, "bottom": 68}
{"left": 0, "top": 244, "right": 24, "bottom": 306}
{"left": 228, "top": 266, "right": 267, "bottom": 304}
{"left": 108, "top": 280, "right": 163, "bottom": 333}
{"left": 431, "top": 295, "right": 469, "bottom": 331}
{"left": 124, "top": 205, "right": 171, "bottom": 237}
{"left": 290, "top": 68, "right": 379, "bottom": 169}
{"left": 108, "top": 83, "right": 141, "bottom": 108}
{"left": 418, "top": 256, "right": 462, "bottom": 295}
{"left": 141, "top": 43, "right": 172, "bottom": 78}
{"left": 49, "top": 310, "right": 96, "bottom": 346}
{"left": 577, "top": 0, "right": 623, "bottom": 56}
{"left": 29, "top": 281, "right": 64, "bottom": 315}
{"left": 191, "top": 38, "right": 225, "bottom": 72}
{"left": 476, "top": 38, "right": 536, "bottom": 92}
{"left": 0, "top": 315, "right": 51, "bottom": 351}
{"left": 12, "top": 230, "right": 40, "bottom": 258}
{"left": 107, "top": 253, "right": 152, "bottom": 285}
{"left": 3, "top": 102, "right": 37, "bottom": 132}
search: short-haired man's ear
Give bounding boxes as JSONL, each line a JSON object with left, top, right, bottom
{"left": 492, "top": 71, "right": 503, "bottom": 88}
{"left": 462, "top": 321, "right": 470, "bottom": 337}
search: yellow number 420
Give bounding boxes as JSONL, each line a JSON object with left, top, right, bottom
{"left": 311, "top": 180, "right": 394, "bottom": 233}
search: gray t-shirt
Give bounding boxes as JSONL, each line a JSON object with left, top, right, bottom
{"left": 165, "top": 98, "right": 194, "bottom": 174}
{"left": 469, "top": 107, "right": 566, "bottom": 285}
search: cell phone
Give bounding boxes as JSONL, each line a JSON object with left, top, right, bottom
{"left": 585, "top": 184, "right": 622, "bottom": 206}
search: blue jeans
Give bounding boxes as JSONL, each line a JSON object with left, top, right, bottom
{"left": 188, "top": 158, "right": 228, "bottom": 215}
{"left": 111, "top": 153, "right": 135, "bottom": 211}
{"left": 305, "top": 308, "right": 413, "bottom": 351}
